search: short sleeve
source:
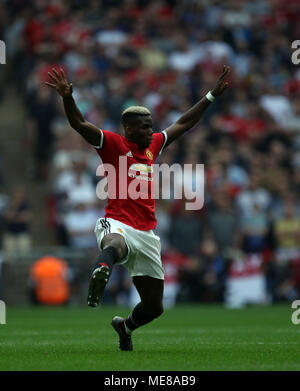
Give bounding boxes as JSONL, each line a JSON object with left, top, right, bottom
{"left": 151, "top": 131, "right": 168, "bottom": 160}
{"left": 93, "top": 128, "right": 105, "bottom": 149}
{"left": 94, "top": 129, "right": 122, "bottom": 163}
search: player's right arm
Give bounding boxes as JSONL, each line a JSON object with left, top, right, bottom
{"left": 45, "top": 68, "right": 101, "bottom": 147}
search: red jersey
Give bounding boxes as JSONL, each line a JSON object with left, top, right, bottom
{"left": 94, "top": 129, "right": 167, "bottom": 231}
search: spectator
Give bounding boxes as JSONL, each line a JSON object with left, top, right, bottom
{"left": 169, "top": 199, "right": 203, "bottom": 257}
{"left": 208, "top": 190, "right": 239, "bottom": 254}
{"left": 197, "top": 237, "right": 226, "bottom": 303}
{"left": 29, "top": 255, "right": 70, "bottom": 305}
{"left": 63, "top": 202, "right": 99, "bottom": 250}
{"left": 241, "top": 202, "right": 269, "bottom": 253}
{"left": 236, "top": 173, "right": 271, "bottom": 218}
{"left": 2, "top": 187, "right": 32, "bottom": 255}
{"left": 259, "top": 86, "right": 293, "bottom": 128}
{"left": 274, "top": 197, "right": 300, "bottom": 265}
{"left": 27, "top": 86, "right": 57, "bottom": 179}
{"left": 225, "top": 248, "right": 267, "bottom": 308}
{"left": 168, "top": 33, "right": 199, "bottom": 72}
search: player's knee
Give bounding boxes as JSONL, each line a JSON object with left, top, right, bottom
{"left": 111, "top": 244, "right": 125, "bottom": 262}
{"left": 102, "top": 236, "right": 128, "bottom": 261}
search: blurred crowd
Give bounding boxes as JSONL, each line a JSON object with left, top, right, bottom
{"left": 1, "top": 0, "right": 300, "bottom": 306}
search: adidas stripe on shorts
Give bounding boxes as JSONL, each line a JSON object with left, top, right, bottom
{"left": 94, "top": 217, "right": 164, "bottom": 280}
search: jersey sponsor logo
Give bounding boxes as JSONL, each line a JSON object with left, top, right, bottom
{"left": 146, "top": 150, "right": 153, "bottom": 160}
{"left": 96, "top": 157, "right": 205, "bottom": 210}
{"left": 128, "top": 163, "right": 153, "bottom": 181}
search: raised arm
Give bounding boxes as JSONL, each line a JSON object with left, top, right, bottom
{"left": 45, "top": 68, "right": 101, "bottom": 147}
{"left": 163, "top": 65, "right": 230, "bottom": 148}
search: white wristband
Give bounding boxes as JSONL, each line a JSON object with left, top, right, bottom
{"left": 206, "top": 91, "right": 215, "bottom": 102}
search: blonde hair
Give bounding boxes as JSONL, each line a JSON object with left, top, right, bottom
{"left": 122, "top": 106, "right": 151, "bottom": 116}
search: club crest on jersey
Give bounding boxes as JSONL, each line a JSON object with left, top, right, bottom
{"left": 126, "top": 151, "right": 133, "bottom": 157}
{"left": 146, "top": 150, "right": 153, "bottom": 160}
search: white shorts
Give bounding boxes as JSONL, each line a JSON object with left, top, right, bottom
{"left": 94, "top": 217, "right": 164, "bottom": 280}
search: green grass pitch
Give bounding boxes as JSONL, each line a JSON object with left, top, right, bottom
{"left": 0, "top": 305, "right": 299, "bottom": 371}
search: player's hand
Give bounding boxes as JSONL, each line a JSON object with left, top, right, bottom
{"left": 211, "top": 65, "right": 230, "bottom": 97}
{"left": 45, "top": 68, "right": 73, "bottom": 97}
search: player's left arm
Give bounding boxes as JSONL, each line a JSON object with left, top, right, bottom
{"left": 163, "top": 65, "right": 230, "bottom": 148}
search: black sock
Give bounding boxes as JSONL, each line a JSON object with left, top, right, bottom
{"left": 125, "top": 302, "right": 159, "bottom": 331}
{"left": 93, "top": 246, "right": 119, "bottom": 276}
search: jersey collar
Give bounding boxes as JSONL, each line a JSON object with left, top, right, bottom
{"left": 123, "top": 136, "right": 148, "bottom": 157}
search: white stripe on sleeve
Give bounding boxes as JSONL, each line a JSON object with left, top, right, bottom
{"left": 159, "top": 131, "right": 168, "bottom": 155}
{"left": 93, "top": 129, "right": 104, "bottom": 149}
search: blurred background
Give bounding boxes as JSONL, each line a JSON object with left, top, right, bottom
{"left": 0, "top": 0, "right": 300, "bottom": 309}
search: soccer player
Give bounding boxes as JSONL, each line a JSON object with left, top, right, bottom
{"left": 45, "top": 65, "right": 229, "bottom": 351}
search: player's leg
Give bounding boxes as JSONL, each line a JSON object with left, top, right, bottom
{"left": 125, "top": 276, "right": 164, "bottom": 329}
{"left": 87, "top": 233, "right": 128, "bottom": 307}
{"left": 111, "top": 276, "right": 164, "bottom": 351}
{"left": 97, "top": 233, "right": 128, "bottom": 274}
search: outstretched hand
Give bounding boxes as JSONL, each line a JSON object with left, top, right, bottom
{"left": 45, "top": 68, "right": 73, "bottom": 97}
{"left": 211, "top": 65, "right": 230, "bottom": 97}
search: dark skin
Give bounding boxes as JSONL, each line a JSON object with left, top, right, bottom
{"left": 45, "top": 65, "right": 230, "bottom": 313}
{"left": 45, "top": 65, "right": 229, "bottom": 149}
{"left": 124, "top": 115, "right": 154, "bottom": 150}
